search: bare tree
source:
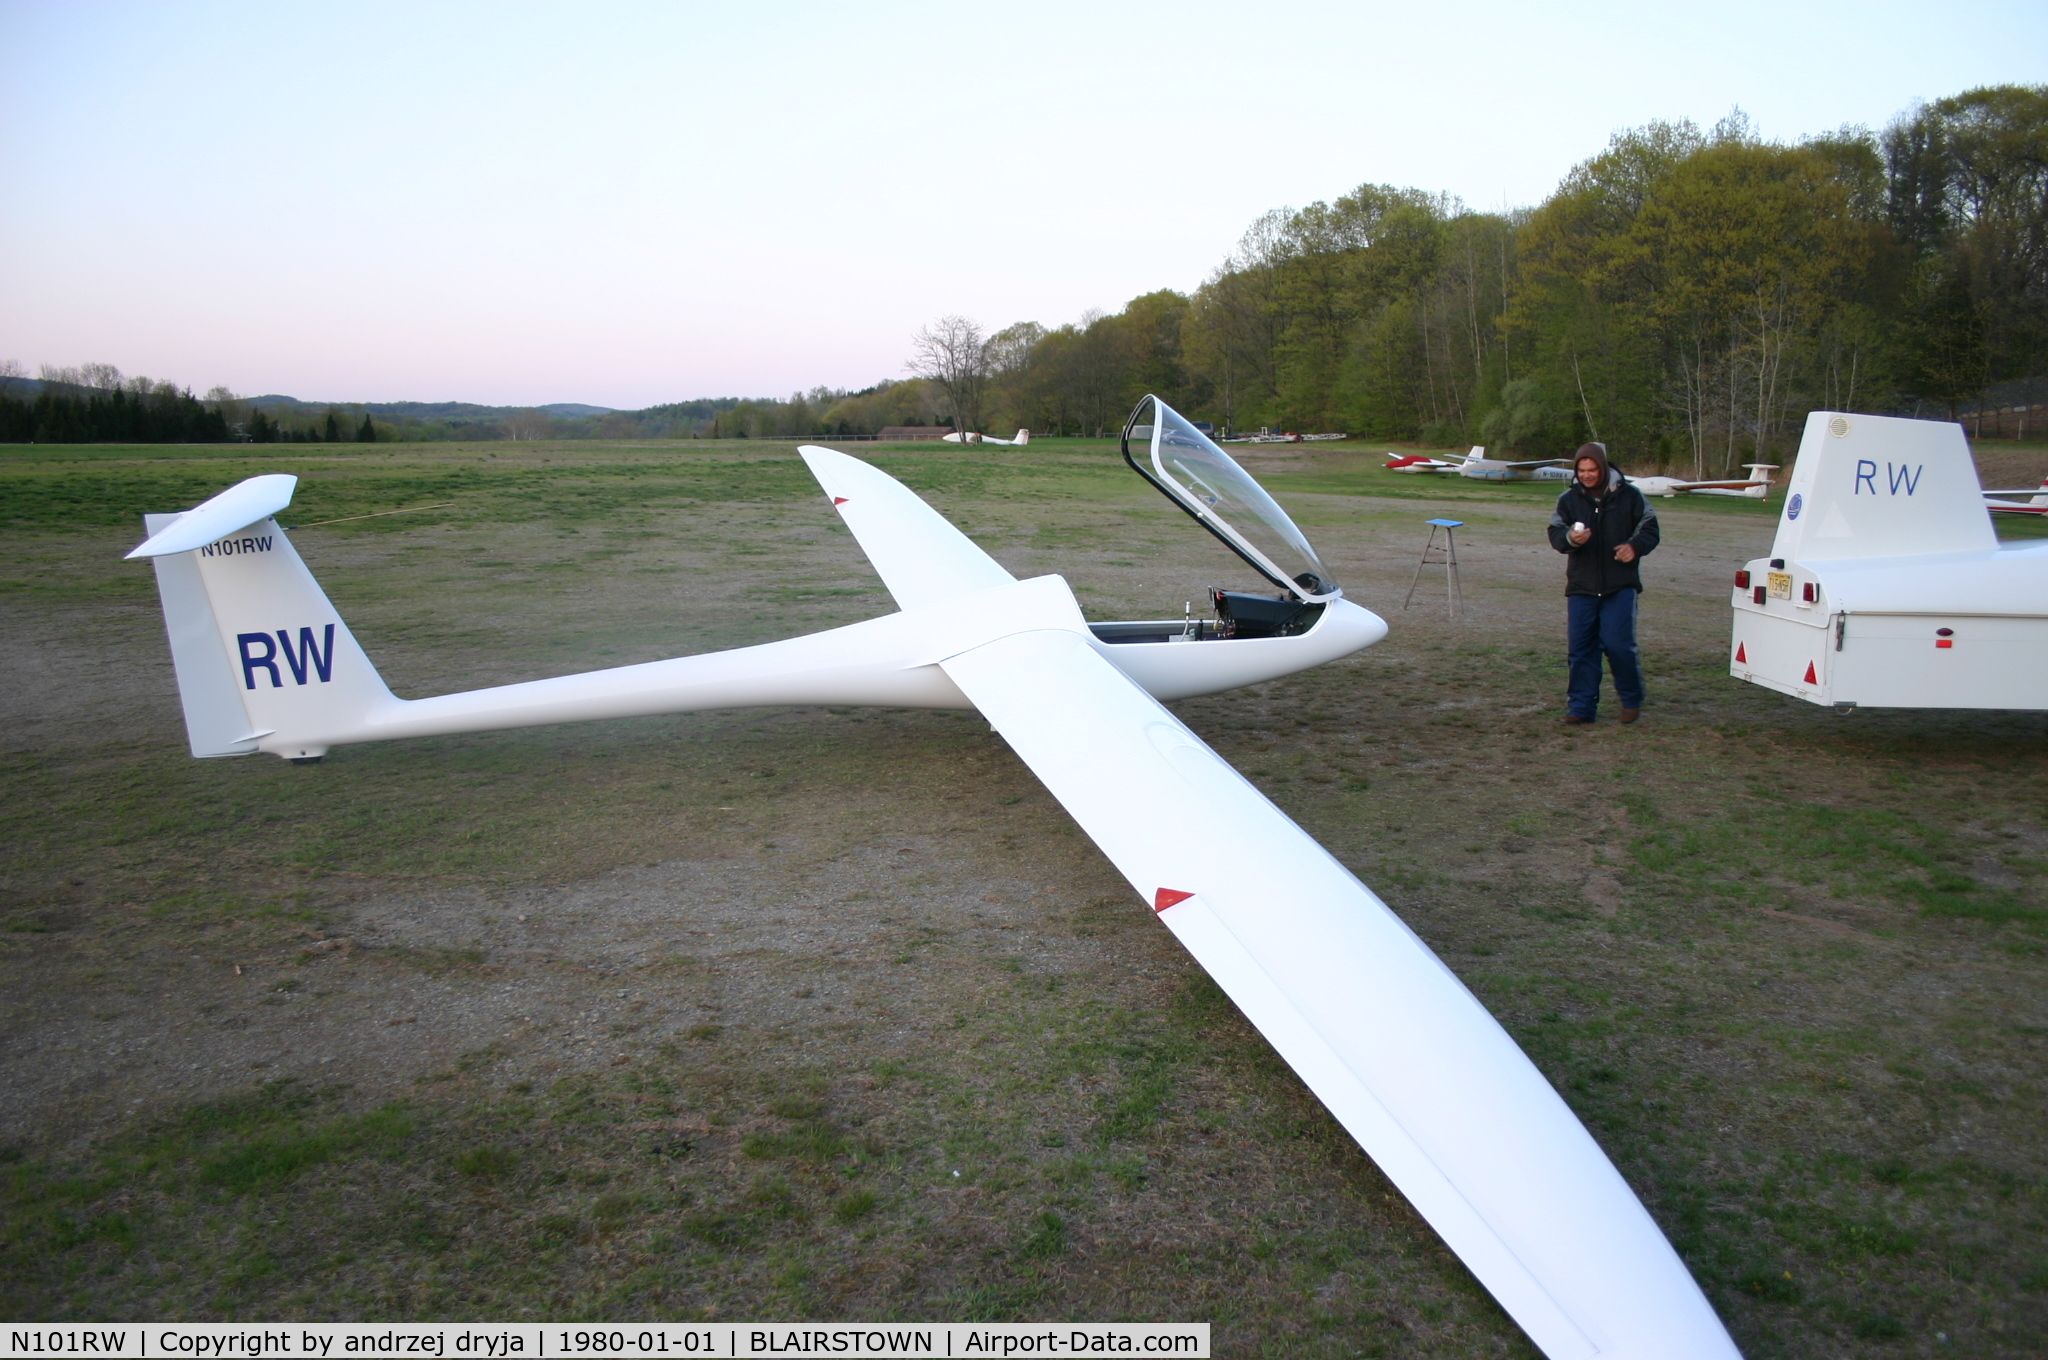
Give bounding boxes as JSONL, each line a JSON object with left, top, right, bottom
{"left": 907, "top": 315, "right": 992, "bottom": 433}
{"left": 205, "top": 385, "right": 250, "bottom": 433}
{"left": 502, "top": 408, "right": 552, "bottom": 441}
{"left": 37, "top": 362, "right": 126, "bottom": 392}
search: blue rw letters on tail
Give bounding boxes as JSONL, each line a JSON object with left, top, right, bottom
{"left": 238, "top": 626, "right": 337, "bottom": 689}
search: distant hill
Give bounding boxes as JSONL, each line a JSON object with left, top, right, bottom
{"left": 1, "top": 377, "right": 907, "bottom": 440}
{"left": 245, "top": 395, "right": 614, "bottom": 420}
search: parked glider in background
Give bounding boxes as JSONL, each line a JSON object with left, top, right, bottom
{"left": 1449, "top": 448, "right": 1574, "bottom": 482}
{"left": 1730, "top": 412, "right": 2048, "bottom": 710}
{"left": 1383, "top": 451, "right": 1466, "bottom": 473}
{"left": 1379, "top": 447, "right": 1572, "bottom": 480}
{"left": 1627, "top": 464, "right": 1777, "bottom": 498}
{"left": 126, "top": 397, "right": 1740, "bottom": 1360}
{"left": 940, "top": 428, "right": 1029, "bottom": 446}
{"left": 1984, "top": 475, "right": 2048, "bottom": 515}
{"left": 1221, "top": 429, "right": 1347, "bottom": 443}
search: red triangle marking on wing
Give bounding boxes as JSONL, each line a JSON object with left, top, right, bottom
{"left": 832, "top": 497, "right": 849, "bottom": 505}
{"left": 1735, "top": 643, "right": 1747, "bottom": 664}
{"left": 1153, "top": 888, "right": 1195, "bottom": 913}
{"left": 1803, "top": 661, "right": 1818, "bottom": 684}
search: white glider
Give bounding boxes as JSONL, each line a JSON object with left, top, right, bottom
{"left": 127, "top": 396, "right": 1739, "bottom": 1360}
{"left": 1454, "top": 448, "right": 1575, "bottom": 482}
{"left": 940, "top": 428, "right": 1030, "bottom": 446}
{"left": 1629, "top": 464, "right": 1777, "bottom": 499}
{"left": 1221, "top": 429, "right": 1347, "bottom": 443}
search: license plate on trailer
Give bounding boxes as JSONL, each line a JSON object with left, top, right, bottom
{"left": 1767, "top": 571, "right": 1793, "bottom": 600}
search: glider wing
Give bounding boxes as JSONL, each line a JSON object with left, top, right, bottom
{"left": 799, "top": 445, "right": 1016, "bottom": 611}
{"left": 940, "top": 627, "right": 1740, "bottom": 1360}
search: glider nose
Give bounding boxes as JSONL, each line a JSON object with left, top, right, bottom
{"left": 1323, "top": 596, "right": 1390, "bottom": 652}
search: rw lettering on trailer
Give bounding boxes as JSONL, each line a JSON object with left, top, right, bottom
{"left": 238, "top": 626, "right": 337, "bottom": 689}
{"left": 1853, "top": 459, "right": 1923, "bottom": 496}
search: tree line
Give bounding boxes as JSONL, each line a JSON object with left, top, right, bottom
{"left": 0, "top": 372, "right": 230, "bottom": 444}
{"left": 0, "top": 365, "right": 946, "bottom": 445}
{"left": 926, "top": 84, "right": 2047, "bottom": 474}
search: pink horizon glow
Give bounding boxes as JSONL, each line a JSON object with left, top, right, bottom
{"left": 4, "top": 1, "right": 2040, "bottom": 410}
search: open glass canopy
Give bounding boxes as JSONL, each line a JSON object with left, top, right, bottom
{"left": 1121, "top": 395, "right": 1340, "bottom": 602}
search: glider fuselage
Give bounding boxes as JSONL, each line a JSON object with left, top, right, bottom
{"left": 143, "top": 503, "right": 1386, "bottom": 762}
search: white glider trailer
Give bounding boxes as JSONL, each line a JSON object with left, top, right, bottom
{"left": 1731, "top": 411, "right": 2048, "bottom": 711}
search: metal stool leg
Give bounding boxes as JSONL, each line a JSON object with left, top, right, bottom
{"left": 1444, "top": 526, "right": 1462, "bottom": 619}
{"left": 1403, "top": 525, "right": 1439, "bottom": 611}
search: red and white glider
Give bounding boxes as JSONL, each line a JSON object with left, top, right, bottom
{"left": 1984, "top": 475, "right": 2048, "bottom": 515}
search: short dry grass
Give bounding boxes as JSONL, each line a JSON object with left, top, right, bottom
{"left": 2, "top": 435, "right": 2045, "bottom": 1356}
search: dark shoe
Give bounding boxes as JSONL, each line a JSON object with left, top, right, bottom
{"left": 1619, "top": 708, "right": 1641, "bottom": 724}
{"left": 1560, "top": 714, "right": 1593, "bottom": 725}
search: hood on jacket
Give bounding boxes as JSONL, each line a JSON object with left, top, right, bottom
{"left": 1572, "top": 442, "right": 1620, "bottom": 498}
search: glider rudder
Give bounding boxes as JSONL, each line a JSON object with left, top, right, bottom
{"left": 135, "top": 478, "right": 395, "bottom": 761}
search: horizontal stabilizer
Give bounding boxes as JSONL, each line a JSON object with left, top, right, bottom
{"left": 127, "top": 475, "right": 299, "bottom": 558}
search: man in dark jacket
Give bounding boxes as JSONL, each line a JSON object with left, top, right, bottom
{"left": 1547, "top": 442, "right": 1659, "bottom": 723}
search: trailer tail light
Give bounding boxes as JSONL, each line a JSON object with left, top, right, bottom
{"left": 1802, "top": 582, "right": 1816, "bottom": 603}
{"left": 1753, "top": 586, "right": 1767, "bottom": 605}
{"left": 1937, "top": 627, "right": 1954, "bottom": 649}
{"left": 1735, "top": 570, "right": 1750, "bottom": 589}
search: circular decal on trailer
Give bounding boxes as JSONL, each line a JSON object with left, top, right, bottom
{"left": 1787, "top": 493, "right": 1803, "bottom": 520}
{"left": 1828, "top": 415, "right": 1851, "bottom": 438}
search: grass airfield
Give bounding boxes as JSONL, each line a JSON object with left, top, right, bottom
{"left": 2, "top": 435, "right": 2046, "bottom": 1356}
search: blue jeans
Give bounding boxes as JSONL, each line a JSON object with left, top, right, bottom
{"left": 1567, "top": 590, "right": 1644, "bottom": 719}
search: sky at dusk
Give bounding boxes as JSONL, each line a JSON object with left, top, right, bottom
{"left": 3, "top": 0, "right": 2042, "bottom": 409}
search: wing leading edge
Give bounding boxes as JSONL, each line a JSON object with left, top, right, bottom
{"left": 799, "top": 445, "right": 1015, "bottom": 611}
{"left": 940, "top": 629, "right": 1740, "bottom": 1360}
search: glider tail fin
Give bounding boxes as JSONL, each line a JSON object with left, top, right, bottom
{"left": 1014, "top": 429, "right": 1030, "bottom": 446}
{"left": 140, "top": 510, "right": 395, "bottom": 760}
{"left": 2034, "top": 475, "right": 2048, "bottom": 507}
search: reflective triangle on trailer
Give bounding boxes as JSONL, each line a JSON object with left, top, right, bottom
{"left": 1735, "top": 643, "right": 1747, "bottom": 664}
{"left": 1804, "top": 662, "right": 1818, "bottom": 685}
